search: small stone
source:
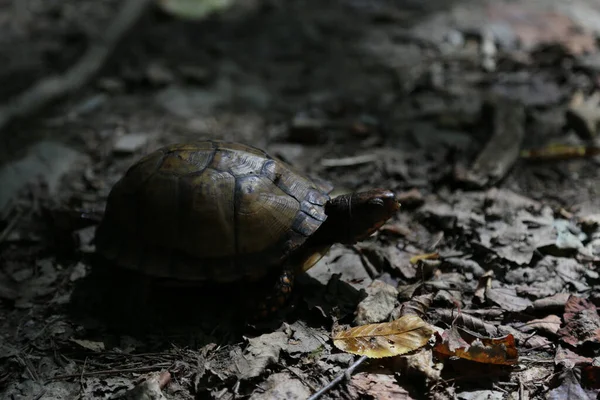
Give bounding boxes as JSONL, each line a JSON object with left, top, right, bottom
{"left": 113, "top": 133, "right": 149, "bottom": 154}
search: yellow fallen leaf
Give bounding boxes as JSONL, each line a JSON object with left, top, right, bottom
{"left": 520, "top": 144, "right": 600, "bottom": 160}
{"left": 409, "top": 253, "right": 439, "bottom": 264}
{"left": 333, "top": 315, "right": 434, "bottom": 358}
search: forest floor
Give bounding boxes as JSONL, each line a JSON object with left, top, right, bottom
{"left": 2, "top": 0, "right": 600, "bottom": 399}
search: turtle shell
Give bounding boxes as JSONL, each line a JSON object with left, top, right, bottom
{"left": 95, "top": 140, "right": 332, "bottom": 282}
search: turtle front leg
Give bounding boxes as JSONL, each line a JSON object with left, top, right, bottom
{"left": 255, "top": 264, "right": 295, "bottom": 319}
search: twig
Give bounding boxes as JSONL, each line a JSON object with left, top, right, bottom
{"left": 0, "top": 208, "right": 23, "bottom": 244}
{"left": 79, "top": 357, "right": 88, "bottom": 393}
{"left": 0, "top": 0, "right": 152, "bottom": 132}
{"left": 321, "top": 154, "right": 379, "bottom": 168}
{"left": 47, "top": 363, "right": 173, "bottom": 382}
{"left": 307, "top": 355, "right": 367, "bottom": 400}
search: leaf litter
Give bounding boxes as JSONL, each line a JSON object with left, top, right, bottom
{"left": 4, "top": 0, "right": 600, "bottom": 399}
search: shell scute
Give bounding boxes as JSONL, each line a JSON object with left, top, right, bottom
{"left": 95, "top": 140, "right": 331, "bottom": 281}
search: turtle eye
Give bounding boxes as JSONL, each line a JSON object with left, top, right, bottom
{"left": 368, "top": 198, "right": 385, "bottom": 207}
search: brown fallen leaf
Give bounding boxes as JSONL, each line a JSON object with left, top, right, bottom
{"left": 516, "top": 314, "right": 562, "bottom": 335}
{"left": 555, "top": 345, "right": 593, "bottom": 369}
{"left": 474, "top": 270, "right": 493, "bottom": 303}
{"left": 433, "top": 326, "right": 518, "bottom": 366}
{"left": 348, "top": 372, "right": 414, "bottom": 400}
{"left": 557, "top": 296, "right": 600, "bottom": 347}
{"left": 532, "top": 293, "right": 571, "bottom": 312}
{"left": 553, "top": 346, "right": 600, "bottom": 391}
{"left": 392, "top": 349, "right": 442, "bottom": 383}
{"left": 581, "top": 365, "right": 600, "bottom": 390}
{"left": 333, "top": 315, "right": 434, "bottom": 359}
{"left": 121, "top": 371, "right": 171, "bottom": 400}
{"left": 547, "top": 369, "right": 591, "bottom": 400}
{"left": 485, "top": 286, "right": 533, "bottom": 312}
{"left": 390, "top": 293, "right": 434, "bottom": 320}
{"left": 386, "top": 245, "right": 421, "bottom": 279}
{"left": 488, "top": 4, "right": 597, "bottom": 55}
{"left": 70, "top": 338, "right": 105, "bottom": 352}
{"left": 434, "top": 309, "right": 499, "bottom": 337}
{"left": 354, "top": 280, "right": 399, "bottom": 325}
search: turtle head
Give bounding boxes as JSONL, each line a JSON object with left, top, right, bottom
{"left": 324, "top": 189, "right": 400, "bottom": 244}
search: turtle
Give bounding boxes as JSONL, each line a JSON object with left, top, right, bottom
{"left": 94, "top": 140, "right": 400, "bottom": 317}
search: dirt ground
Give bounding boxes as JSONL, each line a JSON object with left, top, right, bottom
{"left": 2, "top": 0, "right": 600, "bottom": 399}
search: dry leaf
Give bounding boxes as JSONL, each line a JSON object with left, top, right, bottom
{"left": 521, "top": 143, "right": 600, "bottom": 161}
{"left": 434, "top": 309, "right": 499, "bottom": 337}
{"left": 333, "top": 315, "right": 434, "bottom": 358}
{"left": 488, "top": 4, "right": 597, "bottom": 55}
{"left": 558, "top": 296, "right": 600, "bottom": 347}
{"left": 392, "top": 349, "right": 442, "bottom": 382}
{"left": 547, "top": 369, "right": 590, "bottom": 400}
{"left": 582, "top": 365, "right": 600, "bottom": 390}
{"left": 474, "top": 270, "right": 493, "bottom": 302}
{"left": 391, "top": 293, "right": 434, "bottom": 320}
{"left": 555, "top": 346, "right": 593, "bottom": 369}
{"left": 433, "top": 326, "right": 518, "bottom": 365}
{"left": 349, "top": 372, "right": 414, "bottom": 399}
{"left": 409, "top": 252, "right": 439, "bottom": 264}
{"left": 354, "top": 280, "right": 399, "bottom": 325}
{"left": 532, "top": 293, "right": 571, "bottom": 312}
{"left": 485, "top": 286, "right": 533, "bottom": 312}
{"left": 71, "top": 339, "right": 105, "bottom": 352}
{"left": 517, "top": 314, "right": 561, "bottom": 335}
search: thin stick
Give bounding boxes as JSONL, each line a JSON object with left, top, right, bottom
{"left": 47, "top": 363, "right": 172, "bottom": 382}
{"left": 0, "top": 0, "right": 152, "bottom": 132}
{"left": 307, "top": 355, "right": 367, "bottom": 400}
{"left": 321, "top": 154, "right": 379, "bottom": 168}
{"left": 0, "top": 208, "right": 23, "bottom": 244}
{"left": 79, "top": 357, "right": 88, "bottom": 393}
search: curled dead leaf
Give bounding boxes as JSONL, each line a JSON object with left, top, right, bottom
{"left": 333, "top": 315, "right": 434, "bottom": 359}
{"left": 433, "top": 326, "right": 518, "bottom": 366}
